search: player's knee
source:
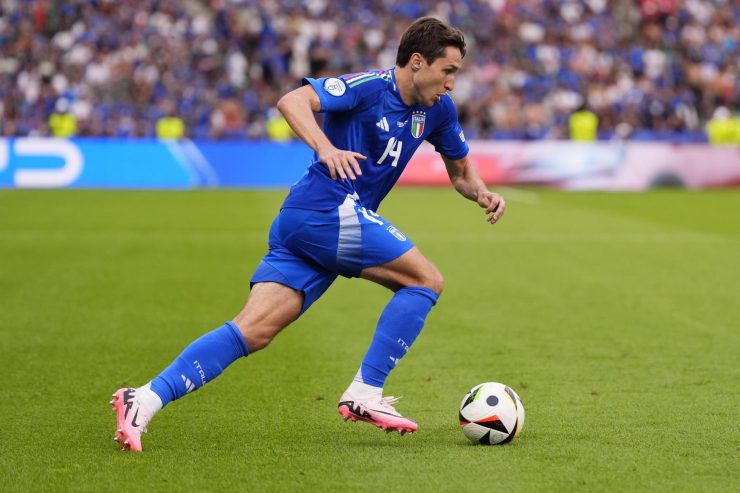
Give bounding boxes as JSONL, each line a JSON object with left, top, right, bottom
{"left": 232, "top": 319, "right": 277, "bottom": 353}
{"left": 242, "top": 328, "right": 275, "bottom": 352}
{"left": 421, "top": 269, "right": 444, "bottom": 295}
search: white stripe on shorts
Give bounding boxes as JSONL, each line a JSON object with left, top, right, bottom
{"left": 337, "top": 193, "right": 361, "bottom": 274}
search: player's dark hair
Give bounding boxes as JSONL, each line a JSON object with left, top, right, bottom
{"left": 396, "top": 17, "right": 466, "bottom": 67}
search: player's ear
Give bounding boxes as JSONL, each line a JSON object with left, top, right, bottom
{"left": 410, "top": 53, "right": 424, "bottom": 71}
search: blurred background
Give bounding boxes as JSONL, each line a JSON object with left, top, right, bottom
{"left": 2, "top": 0, "right": 739, "bottom": 142}
{"left": 0, "top": 0, "right": 738, "bottom": 190}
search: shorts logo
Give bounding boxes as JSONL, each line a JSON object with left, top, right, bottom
{"left": 323, "top": 78, "right": 346, "bottom": 97}
{"left": 386, "top": 226, "right": 407, "bottom": 241}
{"left": 411, "top": 111, "right": 426, "bottom": 138}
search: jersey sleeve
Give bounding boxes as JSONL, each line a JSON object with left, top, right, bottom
{"left": 302, "top": 76, "right": 366, "bottom": 113}
{"left": 426, "top": 95, "right": 469, "bottom": 160}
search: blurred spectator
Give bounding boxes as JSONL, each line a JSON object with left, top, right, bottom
{"left": 210, "top": 98, "right": 247, "bottom": 140}
{"left": 156, "top": 100, "right": 185, "bottom": 140}
{"left": 569, "top": 104, "right": 599, "bottom": 141}
{"left": 0, "top": 0, "right": 738, "bottom": 142}
{"left": 48, "top": 98, "right": 76, "bottom": 137}
{"left": 706, "top": 106, "right": 740, "bottom": 145}
{"left": 265, "top": 108, "right": 294, "bottom": 142}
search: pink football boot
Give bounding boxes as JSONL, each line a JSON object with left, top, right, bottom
{"left": 338, "top": 392, "right": 418, "bottom": 434}
{"left": 110, "top": 388, "right": 154, "bottom": 452}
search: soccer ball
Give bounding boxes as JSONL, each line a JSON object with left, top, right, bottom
{"left": 459, "top": 382, "right": 525, "bottom": 445}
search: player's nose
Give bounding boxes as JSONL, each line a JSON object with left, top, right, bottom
{"left": 444, "top": 76, "right": 455, "bottom": 92}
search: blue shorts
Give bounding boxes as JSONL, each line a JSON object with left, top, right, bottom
{"left": 251, "top": 194, "right": 414, "bottom": 313}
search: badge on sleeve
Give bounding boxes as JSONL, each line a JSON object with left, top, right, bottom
{"left": 323, "top": 78, "right": 346, "bottom": 97}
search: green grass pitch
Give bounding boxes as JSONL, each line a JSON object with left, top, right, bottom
{"left": 1, "top": 188, "right": 738, "bottom": 492}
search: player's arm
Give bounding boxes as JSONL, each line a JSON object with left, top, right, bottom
{"left": 276, "top": 85, "right": 365, "bottom": 180}
{"left": 442, "top": 154, "right": 506, "bottom": 224}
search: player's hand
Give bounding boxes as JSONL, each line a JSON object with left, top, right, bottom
{"left": 318, "top": 146, "right": 366, "bottom": 180}
{"left": 477, "top": 190, "right": 506, "bottom": 224}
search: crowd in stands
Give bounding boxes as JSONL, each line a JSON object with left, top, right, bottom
{"left": 0, "top": 0, "right": 738, "bottom": 142}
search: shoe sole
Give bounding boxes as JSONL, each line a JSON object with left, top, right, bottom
{"left": 110, "top": 389, "right": 142, "bottom": 452}
{"left": 337, "top": 404, "right": 417, "bottom": 435}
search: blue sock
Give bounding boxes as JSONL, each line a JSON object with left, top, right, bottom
{"left": 358, "top": 286, "right": 438, "bottom": 387}
{"left": 149, "top": 321, "right": 249, "bottom": 407}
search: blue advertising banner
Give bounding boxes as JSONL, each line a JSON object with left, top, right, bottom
{"left": 0, "top": 138, "right": 314, "bottom": 189}
{"left": 2, "top": 138, "right": 737, "bottom": 190}
{"left": 195, "top": 141, "right": 313, "bottom": 187}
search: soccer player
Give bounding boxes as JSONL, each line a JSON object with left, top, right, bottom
{"left": 111, "top": 17, "right": 506, "bottom": 451}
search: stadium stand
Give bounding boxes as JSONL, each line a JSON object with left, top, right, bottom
{"left": 0, "top": 0, "right": 737, "bottom": 142}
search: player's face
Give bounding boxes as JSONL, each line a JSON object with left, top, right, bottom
{"left": 412, "top": 46, "right": 462, "bottom": 107}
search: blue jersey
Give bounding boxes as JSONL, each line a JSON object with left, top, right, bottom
{"left": 282, "top": 68, "right": 469, "bottom": 212}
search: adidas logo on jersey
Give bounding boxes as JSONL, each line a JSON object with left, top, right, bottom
{"left": 376, "top": 117, "right": 389, "bottom": 132}
{"left": 181, "top": 374, "right": 195, "bottom": 393}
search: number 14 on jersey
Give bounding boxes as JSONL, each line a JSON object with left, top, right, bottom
{"left": 378, "top": 137, "right": 403, "bottom": 167}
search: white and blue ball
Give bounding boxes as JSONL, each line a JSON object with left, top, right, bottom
{"left": 459, "top": 382, "right": 525, "bottom": 445}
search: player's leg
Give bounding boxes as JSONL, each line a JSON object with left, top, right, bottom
{"left": 338, "top": 248, "right": 441, "bottom": 433}
{"left": 353, "top": 245, "right": 442, "bottom": 387}
{"left": 148, "top": 281, "right": 304, "bottom": 405}
{"left": 112, "top": 282, "right": 303, "bottom": 451}
{"left": 360, "top": 245, "right": 444, "bottom": 293}
{"left": 232, "top": 281, "right": 303, "bottom": 351}
{"left": 112, "top": 208, "right": 336, "bottom": 451}
{"left": 334, "top": 200, "right": 441, "bottom": 433}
